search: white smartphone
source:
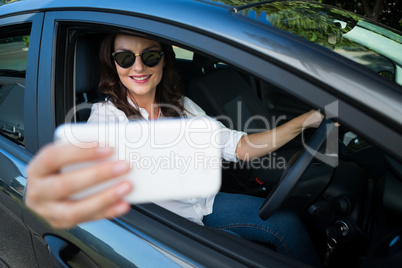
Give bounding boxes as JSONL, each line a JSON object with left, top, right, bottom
{"left": 54, "top": 117, "right": 223, "bottom": 203}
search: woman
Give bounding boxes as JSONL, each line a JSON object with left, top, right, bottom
{"left": 26, "top": 34, "right": 322, "bottom": 266}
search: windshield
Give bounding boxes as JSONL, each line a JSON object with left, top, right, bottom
{"left": 236, "top": 1, "right": 402, "bottom": 86}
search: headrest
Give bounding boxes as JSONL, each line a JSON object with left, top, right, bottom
{"left": 75, "top": 34, "right": 102, "bottom": 95}
{"left": 192, "top": 53, "right": 219, "bottom": 70}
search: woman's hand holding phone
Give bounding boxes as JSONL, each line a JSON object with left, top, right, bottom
{"left": 25, "top": 143, "right": 133, "bottom": 229}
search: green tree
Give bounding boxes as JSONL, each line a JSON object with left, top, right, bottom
{"left": 212, "top": 0, "right": 401, "bottom": 31}
{"left": 318, "top": 0, "right": 401, "bottom": 31}
{"left": 1, "top": 0, "right": 19, "bottom": 5}
{"left": 22, "top": 35, "right": 30, "bottom": 48}
{"left": 362, "top": 0, "right": 384, "bottom": 20}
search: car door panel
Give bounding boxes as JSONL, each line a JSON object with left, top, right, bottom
{"left": 44, "top": 221, "right": 186, "bottom": 268}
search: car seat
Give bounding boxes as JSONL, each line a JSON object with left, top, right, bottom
{"left": 187, "top": 53, "right": 274, "bottom": 133}
{"left": 187, "top": 53, "right": 303, "bottom": 196}
{"left": 74, "top": 34, "right": 103, "bottom": 122}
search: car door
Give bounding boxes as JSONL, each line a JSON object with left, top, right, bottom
{"left": 21, "top": 3, "right": 402, "bottom": 267}
{"left": 0, "top": 12, "right": 43, "bottom": 267}
{"left": 20, "top": 7, "right": 315, "bottom": 267}
{"left": 14, "top": 1, "right": 402, "bottom": 267}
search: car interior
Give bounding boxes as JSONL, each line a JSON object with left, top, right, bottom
{"left": 69, "top": 31, "right": 402, "bottom": 267}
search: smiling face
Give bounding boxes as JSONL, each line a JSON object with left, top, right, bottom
{"left": 113, "top": 35, "right": 164, "bottom": 107}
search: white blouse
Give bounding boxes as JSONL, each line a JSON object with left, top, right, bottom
{"left": 88, "top": 97, "right": 246, "bottom": 225}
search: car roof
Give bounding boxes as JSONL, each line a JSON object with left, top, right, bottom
{"left": 0, "top": 0, "right": 231, "bottom": 16}
{"left": 0, "top": 0, "right": 235, "bottom": 40}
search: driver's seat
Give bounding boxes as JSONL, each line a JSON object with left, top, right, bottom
{"left": 187, "top": 54, "right": 302, "bottom": 196}
{"left": 75, "top": 34, "right": 104, "bottom": 122}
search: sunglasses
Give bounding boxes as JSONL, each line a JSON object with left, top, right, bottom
{"left": 112, "top": 50, "right": 164, "bottom": 68}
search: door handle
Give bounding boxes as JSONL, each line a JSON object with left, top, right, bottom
{"left": 44, "top": 235, "right": 98, "bottom": 268}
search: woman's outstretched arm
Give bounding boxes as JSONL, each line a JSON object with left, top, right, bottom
{"left": 235, "top": 110, "right": 323, "bottom": 160}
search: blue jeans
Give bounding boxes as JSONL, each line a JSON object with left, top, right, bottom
{"left": 203, "top": 192, "right": 321, "bottom": 267}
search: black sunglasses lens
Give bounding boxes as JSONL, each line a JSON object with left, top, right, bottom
{"left": 115, "top": 52, "right": 135, "bottom": 68}
{"left": 141, "top": 51, "right": 161, "bottom": 67}
{"left": 113, "top": 51, "right": 162, "bottom": 68}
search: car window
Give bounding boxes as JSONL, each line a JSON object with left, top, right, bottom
{"left": 173, "top": 46, "right": 193, "bottom": 61}
{"left": 173, "top": 46, "right": 226, "bottom": 67}
{"left": 70, "top": 30, "right": 314, "bottom": 197}
{"left": 0, "top": 30, "right": 30, "bottom": 146}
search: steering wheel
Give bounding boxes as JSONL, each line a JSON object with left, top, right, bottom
{"left": 259, "top": 119, "right": 336, "bottom": 220}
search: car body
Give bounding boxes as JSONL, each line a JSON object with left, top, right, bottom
{"left": 0, "top": 0, "right": 401, "bottom": 267}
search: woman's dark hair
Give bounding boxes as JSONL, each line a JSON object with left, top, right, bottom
{"left": 98, "top": 34, "right": 184, "bottom": 119}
